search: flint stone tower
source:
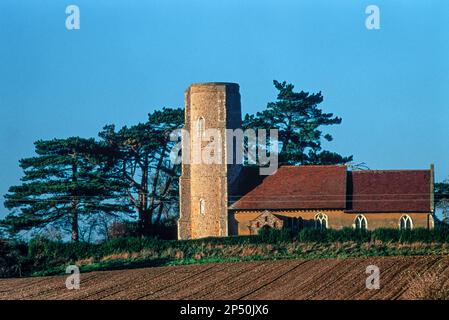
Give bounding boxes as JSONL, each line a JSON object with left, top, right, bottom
{"left": 178, "top": 82, "right": 242, "bottom": 239}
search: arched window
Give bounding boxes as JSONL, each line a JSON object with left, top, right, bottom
{"left": 199, "top": 198, "right": 205, "bottom": 215}
{"left": 399, "top": 215, "right": 413, "bottom": 230}
{"left": 354, "top": 215, "right": 368, "bottom": 230}
{"left": 315, "top": 213, "right": 328, "bottom": 230}
{"left": 197, "top": 117, "right": 205, "bottom": 139}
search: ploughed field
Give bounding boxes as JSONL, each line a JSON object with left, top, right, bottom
{"left": 1, "top": 256, "right": 448, "bottom": 300}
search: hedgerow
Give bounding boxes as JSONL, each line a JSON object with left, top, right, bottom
{"left": 2, "top": 225, "right": 449, "bottom": 278}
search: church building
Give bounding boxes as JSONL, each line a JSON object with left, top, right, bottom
{"left": 177, "top": 82, "right": 435, "bottom": 240}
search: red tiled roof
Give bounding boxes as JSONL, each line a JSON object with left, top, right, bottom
{"left": 230, "top": 166, "right": 432, "bottom": 213}
{"left": 346, "top": 170, "right": 431, "bottom": 213}
{"left": 230, "top": 165, "right": 347, "bottom": 210}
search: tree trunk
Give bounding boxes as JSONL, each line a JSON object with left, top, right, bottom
{"left": 154, "top": 175, "right": 174, "bottom": 225}
{"left": 71, "top": 161, "right": 79, "bottom": 242}
{"left": 138, "top": 156, "right": 150, "bottom": 237}
{"left": 71, "top": 206, "right": 79, "bottom": 242}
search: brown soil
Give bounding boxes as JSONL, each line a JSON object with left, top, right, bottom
{"left": 1, "top": 256, "right": 449, "bottom": 300}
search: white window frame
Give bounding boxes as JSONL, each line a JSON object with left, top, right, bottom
{"left": 399, "top": 214, "right": 413, "bottom": 230}
{"left": 315, "top": 213, "right": 328, "bottom": 230}
{"left": 354, "top": 214, "right": 368, "bottom": 230}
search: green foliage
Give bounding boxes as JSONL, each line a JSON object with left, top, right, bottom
{"left": 2, "top": 107, "right": 184, "bottom": 241}
{"left": 297, "top": 228, "right": 327, "bottom": 242}
{"left": 243, "top": 80, "right": 352, "bottom": 165}
{"left": 371, "top": 228, "right": 400, "bottom": 242}
{"left": 433, "top": 225, "right": 449, "bottom": 242}
{"left": 29, "top": 236, "right": 91, "bottom": 260}
{"left": 298, "top": 228, "right": 371, "bottom": 242}
{"left": 98, "top": 107, "right": 184, "bottom": 236}
{"left": 296, "top": 226, "right": 449, "bottom": 244}
{"left": 257, "top": 227, "right": 294, "bottom": 243}
{"left": 0, "top": 239, "right": 30, "bottom": 278}
{"left": 4, "top": 226, "right": 449, "bottom": 278}
{"left": 435, "top": 181, "right": 449, "bottom": 206}
{"left": 205, "top": 226, "right": 449, "bottom": 245}
{"left": 2, "top": 137, "right": 131, "bottom": 241}
{"left": 435, "top": 180, "right": 449, "bottom": 223}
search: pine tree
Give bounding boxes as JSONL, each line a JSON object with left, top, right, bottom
{"left": 2, "top": 137, "right": 131, "bottom": 241}
{"left": 99, "top": 107, "right": 183, "bottom": 236}
{"left": 243, "top": 80, "right": 353, "bottom": 165}
{"left": 435, "top": 180, "right": 449, "bottom": 224}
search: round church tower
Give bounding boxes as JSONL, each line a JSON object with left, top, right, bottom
{"left": 178, "top": 82, "right": 242, "bottom": 239}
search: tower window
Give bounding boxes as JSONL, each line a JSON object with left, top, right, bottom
{"left": 199, "top": 198, "right": 206, "bottom": 215}
{"left": 197, "top": 117, "right": 205, "bottom": 139}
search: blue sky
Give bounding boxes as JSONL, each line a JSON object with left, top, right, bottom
{"left": 0, "top": 0, "right": 448, "bottom": 218}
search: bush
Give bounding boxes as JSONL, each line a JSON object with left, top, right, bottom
{"left": 398, "top": 229, "right": 431, "bottom": 243}
{"left": 257, "top": 227, "right": 294, "bottom": 243}
{"left": 297, "top": 228, "right": 371, "bottom": 243}
{"left": 298, "top": 228, "right": 327, "bottom": 242}
{"left": 27, "top": 236, "right": 95, "bottom": 272}
{"left": 369, "top": 228, "right": 449, "bottom": 244}
{"left": 107, "top": 221, "right": 177, "bottom": 240}
{"left": 327, "top": 227, "right": 371, "bottom": 242}
{"left": 5, "top": 225, "right": 449, "bottom": 278}
{"left": 0, "top": 239, "right": 30, "bottom": 278}
{"left": 296, "top": 227, "right": 449, "bottom": 244}
{"left": 98, "top": 236, "right": 164, "bottom": 256}
{"left": 108, "top": 221, "right": 139, "bottom": 239}
{"left": 434, "top": 226, "right": 449, "bottom": 242}
{"left": 371, "top": 228, "right": 400, "bottom": 242}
